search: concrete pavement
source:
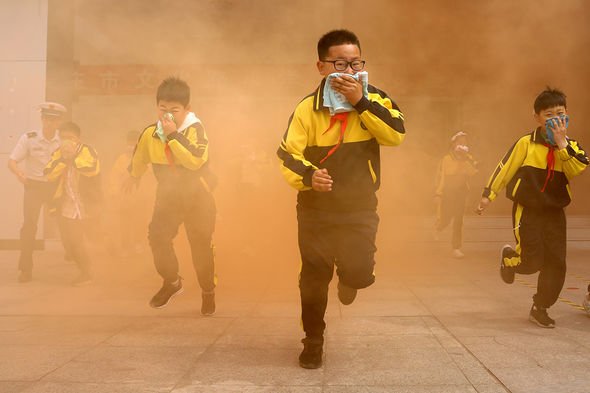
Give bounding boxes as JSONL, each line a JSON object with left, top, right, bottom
{"left": 1, "top": 216, "right": 589, "bottom": 393}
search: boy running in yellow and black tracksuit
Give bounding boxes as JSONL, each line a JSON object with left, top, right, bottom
{"left": 277, "top": 30, "right": 405, "bottom": 369}
{"left": 44, "top": 122, "right": 101, "bottom": 286}
{"left": 434, "top": 131, "right": 478, "bottom": 258}
{"left": 127, "top": 77, "right": 217, "bottom": 316}
{"left": 477, "top": 87, "right": 588, "bottom": 328}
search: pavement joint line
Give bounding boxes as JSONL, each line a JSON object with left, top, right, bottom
{"left": 406, "top": 289, "right": 513, "bottom": 393}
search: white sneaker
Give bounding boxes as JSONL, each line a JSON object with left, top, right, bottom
{"left": 452, "top": 249, "right": 465, "bottom": 259}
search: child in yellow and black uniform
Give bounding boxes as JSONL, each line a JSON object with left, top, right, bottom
{"left": 434, "top": 132, "right": 478, "bottom": 258}
{"left": 477, "top": 88, "right": 588, "bottom": 328}
{"left": 44, "top": 122, "right": 101, "bottom": 286}
{"left": 127, "top": 77, "right": 217, "bottom": 316}
{"left": 277, "top": 30, "right": 405, "bottom": 369}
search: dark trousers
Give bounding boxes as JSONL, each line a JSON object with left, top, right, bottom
{"left": 512, "top": 203, "right": 567, "bottom": 308}
{"left": 436, "top": 192, "right": 466, "bottom": 249}
{"left": 297, "top": 206, "right": 379, "bottom": 339}
{"left": 148, "top": 182, "right": 216, "bottom": 291}
{"left": 59, "top": 217, "right": 90, "bottom": 274}
{"left": 18, "top": 180, "right": 56, "bottom": 273}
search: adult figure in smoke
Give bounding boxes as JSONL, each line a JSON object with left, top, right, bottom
{"left": 277, "top": 29, "right": 406, "bottom": 369}
{"left": 8, "top": 102, "right": 65, "bottom": 283}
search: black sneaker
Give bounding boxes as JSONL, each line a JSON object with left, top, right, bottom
{"left": 201, "top": 291, "right": 216, "bottom": 316}
{"left": 149, "top": 278, "right": 183, "bottom": 309}
{"left": 299, "top": 337, "right": 323, "bottom": 369}
{"left": 337, "top": 281, "right": 357, "bottom": 305}
{"left": 72, "top": 272, "right": 92, "bottom": 287}
{"left": 18, "top": 270, "right": 32, "bottom": 283}
{"left": 529, "top": 304, "right": 555, "bottom": 328}
{"left": 500, "top": 245, "right": 517, "bottom": 284}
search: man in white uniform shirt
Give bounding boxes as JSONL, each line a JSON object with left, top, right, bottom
{"left": 8, "top": 102, "right": 66, "bottom": 282}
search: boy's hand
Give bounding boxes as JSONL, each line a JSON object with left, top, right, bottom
{"left": 161, "top": 115, "right": 177, "bottom": 136}
{"left": 330, "top": 75, "right": 363, "bottom": 106}
{"left": 122, "top": 176, "right": 140, "bottom": 194}
{"left": 312, "top": 168, "right": 333, "bottom": 192}
{"left": 550, "top": 116, "right": 568, "bottom": 149}
{"left": 475, "top": 197, "right": 490, "bottom": 215}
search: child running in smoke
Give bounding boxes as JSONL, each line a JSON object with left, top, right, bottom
{"left": 277, "top": 29, "right": 406, "bottom": 369}
{"left": 477, "top": 87, "right": 588, "bottom": 328}
{"left": 434, "top": 131, "right": 478, "bottom": 258}
{"left": 44, "top": 122, "right": 101, "bottom": 286}
{"left": 126, "top": 77, "right": 217, "bottom": 316}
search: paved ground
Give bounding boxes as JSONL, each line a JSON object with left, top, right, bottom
{"left": 1, "top": 216, "right": 589, "bottom": 393}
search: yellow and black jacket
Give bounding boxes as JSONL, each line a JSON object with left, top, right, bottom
{"left": 277, "top": 80, "right": 405, "bottom": 211}
{"left": 435, "top": 152, "right": 478, "bottom": 197}
{"left": 129, "top": 121, "right": 215, "bottom": 191}
{"left": 483, "top": 129, "right": 588, "bottom": 208}
{"left": 44, "top": 144, "right": 102, "bottom": 216}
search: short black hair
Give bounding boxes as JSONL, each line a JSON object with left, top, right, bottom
{"left": 156, "top": 77, "right": 190, "bottom": 107}
{"left": 60, "top": 121, "right": 81, "bottom": 136}
{"left": 317, "top": 29, "right": 361, "bottom": 60}
{"left": 534, "top": 87, "right": 567, "bottom": 114}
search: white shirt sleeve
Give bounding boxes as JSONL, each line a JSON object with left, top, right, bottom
{"left": 9, "top": 133, "right": 29, "bottom": 162}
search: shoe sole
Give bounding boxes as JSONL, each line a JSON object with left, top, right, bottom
{"left": 500, "top": 245, "right": 515, "bottom": 284}
{"left": 150, "top": 287, "right": 184, "bottom": 309}
{"left": 299, "top": 361, "right": 322, "bottom": 369}
{"left": 73, "top": 280, "right": 92, "bottom": 287}
{"left": 338, "top": 294, "right": 356, "bottom": 306}
{"left": 528, "top": 315, "right": 555, "bottom": 328}
{"left": 200, "top": 310, "right": 216, "bottom": 317}
{"left": 337, "top": 283, "right": 357, "bottom": 306}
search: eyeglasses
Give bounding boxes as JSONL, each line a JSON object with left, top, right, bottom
{"left": 322, "top": 59, "right": 366, "bottom": 72}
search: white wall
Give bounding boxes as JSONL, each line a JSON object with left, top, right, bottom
{"left": 0, "top": 0, "right": 48, "bottom": 240}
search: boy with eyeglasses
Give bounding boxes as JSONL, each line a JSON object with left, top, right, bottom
{"left": 277, "top": 29, "right": 406, "bottom": 369}
{"left": 477, "top": 87, "right": 588, "bottom": 328}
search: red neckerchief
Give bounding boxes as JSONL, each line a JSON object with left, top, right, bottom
{"left": 164, "top": 142, "right": 177, "bottom": 173}
{"left": 541, "top": 143, "right": 555, "bottom": 193}
{"left": 319, "top": 112, "right": 349, "bottom": 164}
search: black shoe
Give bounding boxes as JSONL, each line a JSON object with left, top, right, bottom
{"left": 299, "top": 337, "right": 323, "bottom": 369}
{"left": 201, "top": 291, "right": 216, "bottom": 316}
{"left": 500, "top": 245, "right": 517, "bottom": 284}
{"left": 149, "top": 278, "right": 183, "bottom": 309}
{"left": 18, "top": 270, "right": 32, "bottom": 283}
{"left": 529, "top": 305, "right": 555, "bottom": 328}
{"left": 337, "top": 281, "right": 357, "bottom": 305}
{"left": 72, "top": 272, "right": 92, "bottom": 287}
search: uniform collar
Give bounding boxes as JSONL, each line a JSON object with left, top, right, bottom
{"left": 312, "top": 79, "right": 327, "bottom": 112}
{"left": 41, "top": 130, "right": 59, "bottom": 143}
{"left": 532, "top": 127, "right": 552, "bottom": 145}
